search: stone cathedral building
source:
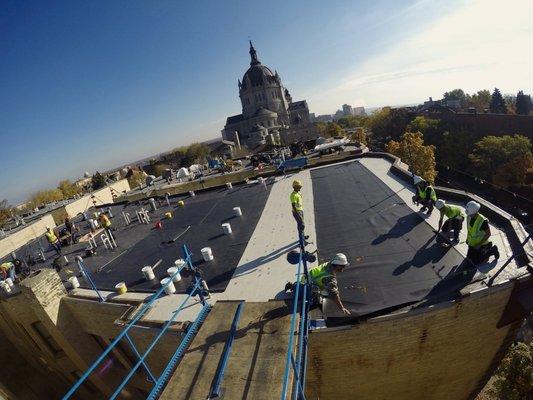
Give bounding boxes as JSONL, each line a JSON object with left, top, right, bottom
{"left": 222, "top": 42, "right": 315, "bottom": 148}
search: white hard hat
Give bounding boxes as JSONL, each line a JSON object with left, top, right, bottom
{"left": 413, "top": 175, "right": 424, "bottom": 185}
{"left": 331, "top": 253, "right": 349, "bottom": 266}
{"left": 435, "top": 199, "right": 445, "bottom": 210}
{"left": 465, "top": 201, "right": 481, "bottom": 216}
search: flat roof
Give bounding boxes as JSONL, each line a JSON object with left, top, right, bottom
{"left": 6, "top": 154, "right": 530, "bottom": 324}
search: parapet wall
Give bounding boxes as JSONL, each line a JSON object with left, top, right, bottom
{"left": 306, "top": 284, "right": 520, "bottom": 400}
{"left": 63, "top": 179, "right": 131, "bottom": 220}
{"left": 0, "top": 214, "right": 56, "bottom": 259}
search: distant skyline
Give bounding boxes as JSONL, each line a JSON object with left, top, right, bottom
{"left": 1, "top": 0, "right": 532, "bottom": 204}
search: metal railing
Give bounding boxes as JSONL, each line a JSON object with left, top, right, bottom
{"left": 280, "top": 232, "right": 311, "bottom": 400}
{"left": 62, "top": 244, "right": 210, "bottom": 400}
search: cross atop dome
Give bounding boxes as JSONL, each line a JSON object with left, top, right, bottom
{"left": 249, "top": 40, "right": 260, "bottom": 66}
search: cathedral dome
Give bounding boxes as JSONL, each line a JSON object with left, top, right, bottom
{"left": 243, "top": 65, "right": 275, "bottom": 87}
{"left": 240, "top": 41, "right": 278, "bottom": 89}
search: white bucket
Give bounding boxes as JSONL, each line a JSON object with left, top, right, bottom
{"left": 222, "top": 223, "right": 232, "bottom": 235}
{"left": 167, "top": 267, "right": 182, "bottom": 283}
{"left": 142, "top": 266, "right": 155, "bottom": 280}
{"left": 161, "top": 278, "right": 176, "bottom": 295}
{"left": 226, "top": 182, "right": 233, "bottom": 189}
{"left": 174, "top": 259, "right": 186, "bottom": 269}
{"left": 233, "top": 207, "right": 242, "bottom": 217}
{"left": 2, "top": 282, "right": 11, "bottom": 294}
{"left": 115, "top": 282, "right": 127, "bottom": 295}
{"left": 5, "top": 278, "right": 14, "bottom": 288}
{"left": 189, "top": 190, "right": 195, "bottom": 197}
{"left": 201, "top": 247, "right": 214, "bottom": 262}
{"left": 68, "top": 276, "right": 80, "bottom": 289}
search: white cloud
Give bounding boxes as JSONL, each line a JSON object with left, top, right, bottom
{"left": 312, "top": 0, "right": 533, "bottom": 110}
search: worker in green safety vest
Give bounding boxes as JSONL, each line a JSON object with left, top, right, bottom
{"left": 44, "top": 226, "right": 61, "bottom": 255}
{"left": 465, "top": 201, "right": 500, "bottom": 265}
{"left": 0, "top": 259, "right": 21, "bottom": 281}
{"left": 435, "top": 200, "right": 465, "bottom": 243}
{"left": 98, "top": 212, "right": 115, "bottom": 241}
{"left": 412, "top": 175, "right": 437, "bottom": 214}
{"left": 286, "top": 253, "right": 351, "bottom": 315}
{"left": 290, "top": 179, "right": 308, "bottom": 240}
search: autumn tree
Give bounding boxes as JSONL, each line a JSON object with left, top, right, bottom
{"left": 515, "top": 90, "right": 532, "bottom": 115}
{"left": 0, "top": 199, "right": 12, "bottom": 228}
{"left": 325, "top": 122, "right": 344, "bottom": 138}
{"left": 488, "top": 342, "right": 532, "bottom": 400}
{"left": 469, "top": 135, "right": 532, "bottom": 186}
{"left": 489, "top": 88, "right": 508, "bottom": 114}
{"left": 58, "top": 180, "right": 82, "bottom": 198}
{"left": 27, "top": 189, "right": 64, "bottom": 209}
{"left": 127, "top": 170, "right": 146, "bottom": 189}
{"left": 385, "top": 132, "right": 437, "bottom": 183}
{"left": 352, "top": 128, "right": 367, "bottom": 145}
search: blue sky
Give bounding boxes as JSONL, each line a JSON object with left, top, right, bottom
{"left": 1, "top": 0, "right": 532, "bottom": 204}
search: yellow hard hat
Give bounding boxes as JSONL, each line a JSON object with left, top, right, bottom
{"left": 292, "top": 180, "right": 302, "bottom": 189}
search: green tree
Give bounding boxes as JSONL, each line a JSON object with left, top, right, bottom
{"left": 443, "top": 89, "right": 467, "bottom": 107}
{"left": 91, "top": 172, "right": 106, "bottom": 190}
{"left": 407, "top": 116, "right": 442, "bottom": 144}
{"left": 469, "top": 135, "right": 532, "bottom": 183}
{"left": 465, "top": 89, "right": 491, "bottom": 111}
{"left": 57, "top": 180, "right": 82, "bottom": 198}
{"left": 489, "top": 88, "right": 508, "bottom": 114}
{"left": 385, "top": 132, "right": 437, "bottom": 183}
{"left": 364, "top": 107, "right": 413, "bottom": 143}
{"left": 515, "top": 90, "right": 532, "bottom": 115}
{"left": 0, "top": 199, "right": 12, "bottom": 228}
{"left": 488, "top": 342, "right": 532, "bottom": 400}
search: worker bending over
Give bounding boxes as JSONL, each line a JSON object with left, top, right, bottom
{"left": 0, "top": 259, "right": 21, "bottom": 281}
{"left": 290, "top": 180, "right": 308, "bottom": 240}
{"left": 98, "top": 212, "right": 115, "bottom": 241}
{"left": 465, "top": 201, "right": 500, "bottom": 265}
{"left": 286, "top": 253, "right": 351, "bottom": 315}
{"left": 435, "top": 200, "right": 464, "bottom": 243}
{"left": 413, "top": 175, "right": 437, "bottom": 214}
{"left": 45, "top": 226, "right": 61, "bottom": 255}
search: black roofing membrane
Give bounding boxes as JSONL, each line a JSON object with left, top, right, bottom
{"left": 311, "top": 161, "right": 467, "bottom": 319}
{"left": 79, "top": 183, "right": 272, "bottom": 293}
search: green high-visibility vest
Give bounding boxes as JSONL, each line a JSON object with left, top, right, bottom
{"left": 418, "top": 185, "right": 437, "bottom": 202}
{"left": 467, "top": 214, "right": 489, "bottom": 247}
{"left": 443, "top": 205, "right": 464, "bottom": 219}
{"left": 45, "top": 231, "right": 58, "bottom": 243}
{"left": 290, "top": 191, "right": 303, "bottom": 212}
{"left": 308, "top": 262, "right": 333, "bottom": 290}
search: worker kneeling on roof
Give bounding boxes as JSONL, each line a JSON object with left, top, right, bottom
{"left": 285, "top": 253, "right": 351, "bottom": 315}
{"left": 435, "top": 200, "right": 464, "bottom": 243}
{"left": 412, "top": 175, "right": 437, "bottom": 214}
{"left": 465, "top": 201, "right": 500, "bottom": 265}
{"left": 0, "top": 259, "right": 22, "bottom": 281}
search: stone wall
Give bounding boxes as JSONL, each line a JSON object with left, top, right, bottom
{"left": 0, "top": 268, "right": 188, "bottom": 399}
{"left": 305, "top": 284, "right": 520, "bottom": 400}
